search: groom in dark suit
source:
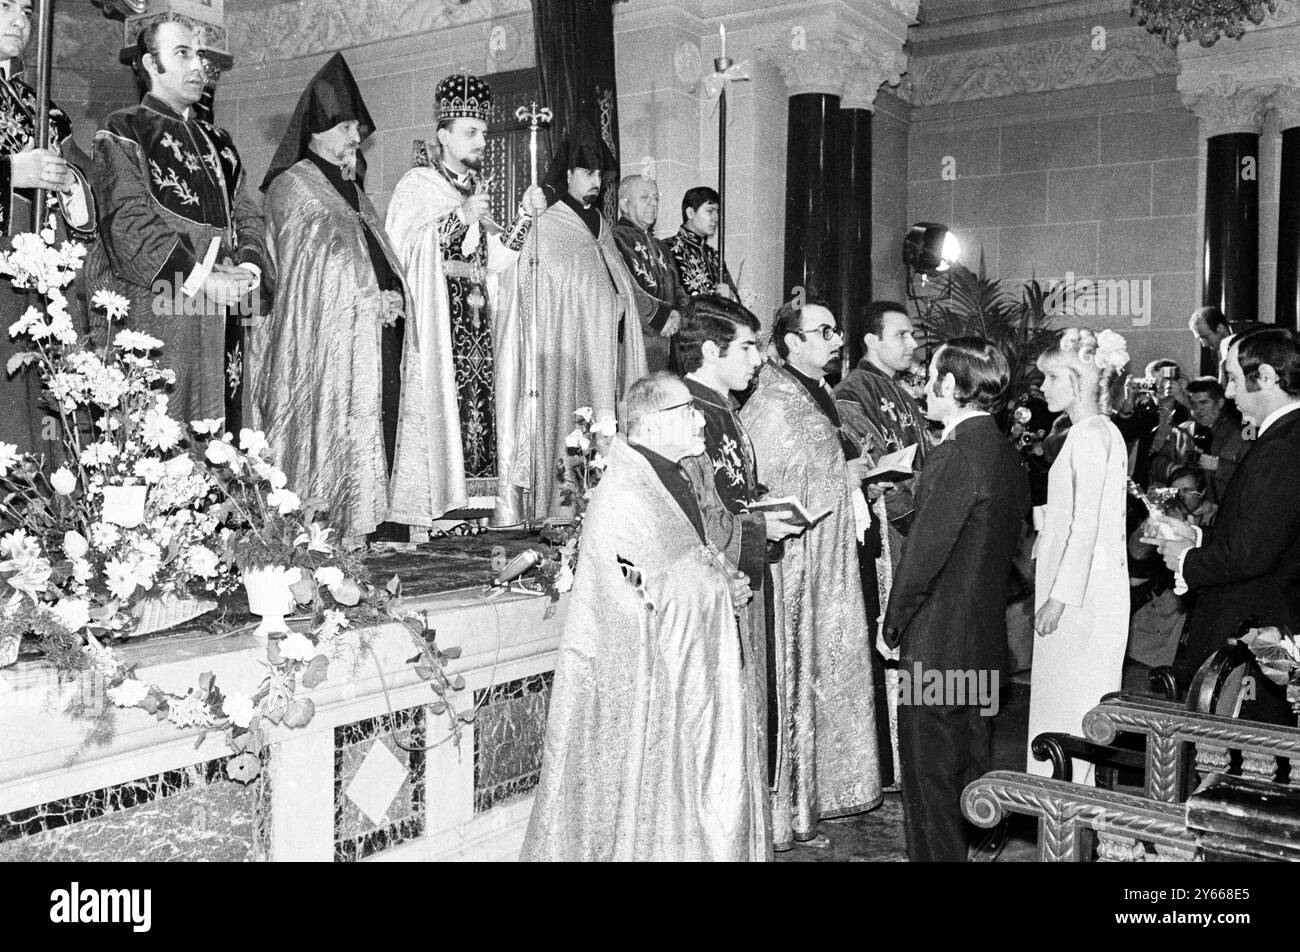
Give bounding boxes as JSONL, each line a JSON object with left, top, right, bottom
{"left": 1149, "top": 327, "right": 1300, "bottom": 723}
{"left": 883, "top": 338, "right": 1031, "bottom": 862}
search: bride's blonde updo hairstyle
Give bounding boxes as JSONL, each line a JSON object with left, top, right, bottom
{"left": 1036, "top": 327, "right": 1130, "bottom": 414}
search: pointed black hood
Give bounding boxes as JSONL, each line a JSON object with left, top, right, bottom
{"left": 261, "top": 52, "right": 374, "bottom": 191}
{"left": 541, "top": 119, "right": 617, "bottom": 204}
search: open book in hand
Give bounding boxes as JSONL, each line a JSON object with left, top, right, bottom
{"left": 863, "top": 443, "right": 918, "bottom": 486}
{"left": 743, "top": 496, "right": 833, "bottom": 530}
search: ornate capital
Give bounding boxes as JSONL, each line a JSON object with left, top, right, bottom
{"left": 1271, "top": 85, "right": 1300, "bottom": 129}
{"left": 754, "top": 2, "right": 915, "bottom": 102}
{"left": 762, "top": 37, "right": 850, "bottom": 98}
{"left": 1182, "top": 76, "right": 1272, "bottom": 136}
{"left": 841, "top": 46, "right": 908, "bottom": 111}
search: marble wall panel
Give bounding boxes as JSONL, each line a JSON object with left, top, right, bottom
{"left": 0, "top": 756, "right": 265, "bottom": 862}
{"left": 472, "top": 671, "right": 552, "bottom": 814}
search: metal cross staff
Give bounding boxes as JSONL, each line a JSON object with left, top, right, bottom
{"left": 515, "top": 100, "right": 552, "bottom": 530}
{"left": 30, "top": 0, "right": 56, "bottom": 232}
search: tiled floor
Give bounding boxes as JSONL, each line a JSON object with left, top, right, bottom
{"left": 776, "top": 678, "right": 1040, "bottom": 863}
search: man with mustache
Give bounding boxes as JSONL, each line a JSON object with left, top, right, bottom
{"left": 86, "top": 18, "right": 263, "bottom": 428}
{"left": 249, "top": 54, "right": 433, "bottom": 547}
{"left": 0, "top": 0, "right": 97, "bottom": 455}
{"left": 740, "top": 298, "right": 883, "bottom": 850}
{"left": 387, "top": 72, "right": 547, "bottom": 526}
{"left": 510, "top": 121, "right": 646, "bottom": 523}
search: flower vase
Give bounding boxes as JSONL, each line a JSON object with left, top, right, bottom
{"left": 101, "top": 485, "right": 147, "bottom": 528}
{"left": 242, "top": 566, "right": 297, "bottom": 638}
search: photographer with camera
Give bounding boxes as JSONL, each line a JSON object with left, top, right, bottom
{"left": 1113, "top": 358, "right": 1189, "bottom": 487}
{"left": 1148, "top": 376, "right": 1248, "bottom": 504}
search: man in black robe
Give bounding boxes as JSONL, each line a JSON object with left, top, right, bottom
{"left": 677, "top": 294, "right": 801, "bottom": 796}
{"left": 612, "top": 174, "right": 688, "bottom": 372}
{"left": 665, "top": 185, "right": 736, "bottom": 299}
{"left": 86, "top": 18, "right": 263, "bottom": 428}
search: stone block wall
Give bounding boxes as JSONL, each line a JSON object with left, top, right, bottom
{"left": 900, "top": 7, "right": 1203, "bottom": 375}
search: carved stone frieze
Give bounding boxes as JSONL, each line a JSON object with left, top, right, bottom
{"left": 226, "top": 0, "right": 529, "bottom": 66}
{"left": 903, "top": 29, "right": 1178, "bottom": 107}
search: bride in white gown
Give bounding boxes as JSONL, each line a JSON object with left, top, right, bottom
{"left": 1027, "top": 328, "right": 1132, "bottom": 784}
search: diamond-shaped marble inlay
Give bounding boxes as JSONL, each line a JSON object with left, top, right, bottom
{"left": 333, "top": 706, "right": 425, "bottom": 862}
{"left": 345, "top": 739, "right": 408, "bottom": 827}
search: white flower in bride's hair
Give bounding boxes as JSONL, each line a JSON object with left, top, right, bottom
{"left": 92, "top": 289, "right": 130, "bottom": 322}
{"left": 1092, "top": 329, "right": 1129, "bottom": 371}
{"left": 590, "top": 417, "right": 617, "bottom": 438}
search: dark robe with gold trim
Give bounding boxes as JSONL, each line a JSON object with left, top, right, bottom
{"left": 85, "top": 93, "right": 263, "bottom": 427}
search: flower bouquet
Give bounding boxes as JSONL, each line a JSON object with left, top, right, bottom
{"left": 0, "top": 226, "right": 372, "bottom": 664}
{"left": 515, "top": 407, "right": 614, "bottom": 615}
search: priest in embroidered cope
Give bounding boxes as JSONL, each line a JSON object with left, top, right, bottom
{"left": 740, "top": 300, "right": 883, "bottom": 849}
{"left": 512, "top": 122, "right": 646, "bottom": 523}
{"left": 386, "top": 73, "right": 546, "bottom": 525}
{"left": 86, "top": 20, "right": 263, "bottom": 428}
{"left": 0, "top": 0, "right": 96, "bottom": 455}
{"left": 248, "top": 54, "right": 431, "bottom": 544}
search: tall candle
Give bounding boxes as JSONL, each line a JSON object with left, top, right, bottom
{"left": 719, "top": 23, "right": 726, "bottom": 60}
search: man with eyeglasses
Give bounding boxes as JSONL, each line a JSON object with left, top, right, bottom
{"left": 523, "top": 372, "right": 767, "bottom": 861}
{"left": 740, "top": 298, "right": 883, "bottom": 850}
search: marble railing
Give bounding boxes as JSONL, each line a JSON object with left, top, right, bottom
{"left": 0, "top": 587, "right": 565, "bottom": 862}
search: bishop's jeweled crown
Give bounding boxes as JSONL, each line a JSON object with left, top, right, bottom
{"left": 436, "top": 72, "right": 493, "bottom": 124}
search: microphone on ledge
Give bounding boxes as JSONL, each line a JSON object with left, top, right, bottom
{"left": 494, "top": 548, "right": 541, "bottom": 586}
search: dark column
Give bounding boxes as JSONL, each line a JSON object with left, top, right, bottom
{"left": 1201, "top": 132, "right": 1259, "bottom": 373}
{"left": 783, "top": 93, "right": 840, "bottom": 316}
{"left": 1277, "top": 124, "right": 1300, "bottom": 332}
{"left": 839, "top": 107, "right": 872, "bottom": 368}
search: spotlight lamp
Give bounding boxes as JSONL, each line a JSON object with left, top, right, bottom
{"left": 903, "top": 222, "right": 960, "bottom": 273}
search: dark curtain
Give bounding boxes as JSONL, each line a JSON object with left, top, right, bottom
{"left": 531, "top": 0, "right": 622, "bottom": 221}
